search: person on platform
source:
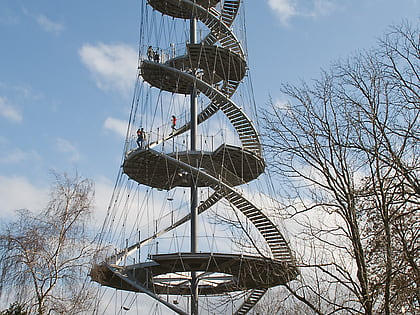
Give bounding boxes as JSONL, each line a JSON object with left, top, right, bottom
{"left": 147, "top": 46, "right": 154, "bottom": 61}
{"left": 136, "top": 128, "right": 146, "bottom": 148}
{"left": 171, "top": 115, "right": 177, "bottom": 132}
{"left": 153, "top": 49, "right": 160, "bottom": 63}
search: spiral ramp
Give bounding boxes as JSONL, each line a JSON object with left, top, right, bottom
{"left": 91, "top": 1, "right": 298, "bottom": 314}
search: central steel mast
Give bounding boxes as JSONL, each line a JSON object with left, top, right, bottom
{"left": 190, "top": 11, "right": 199, "bottom": 315}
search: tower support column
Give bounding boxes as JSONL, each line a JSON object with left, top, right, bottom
{"left": 190, "top": 14, "right": 199, "bottom": 315}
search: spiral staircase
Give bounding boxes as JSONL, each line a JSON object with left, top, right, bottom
{"left": 91, "top": 1, "right": 298, "bottom": 314}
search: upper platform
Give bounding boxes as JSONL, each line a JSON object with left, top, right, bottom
{"left": 147, "top": 0, "right": 220, "bottom": 19}
{"left": 123, "top": 144, "right": 265, "bottom": 190}
{"left": 168, "top": 44, "right": 247, "bottom": 83}
{"left": 141, "top": 44, "right": 246, "bottom": 95}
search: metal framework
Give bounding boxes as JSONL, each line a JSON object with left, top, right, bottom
{"left": 91, "top": 1, "right": 298, "bottom": 314}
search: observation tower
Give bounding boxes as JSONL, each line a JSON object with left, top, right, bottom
{"left": 91, "top": 1, "right": 298, "bottom": 314}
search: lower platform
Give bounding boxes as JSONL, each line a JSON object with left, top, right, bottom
{"left": 90, "top": 252, "right": 298, "bottom": 295}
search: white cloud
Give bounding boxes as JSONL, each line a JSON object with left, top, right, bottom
{"left": 268, "top": 0, "right": 297, "bottom": 24}
{"left": 311, "top": 0, "right": 335, "bottom": 17}
{"left": 0, "top": 176, "right": 48, "bottom": 218}
{"left": 79, "top": 43, "right": 138, "bottom": 96}
{"left": 268, "top": 0, "right": 335, "bottom": 25}
{"left": 0, "top": 148, "right": 40, "bottom": 164}
{"left": 92, "top": 176, "right": 115, "bottom": 228}
{"left": 36, "top": 14, "right": 64, "bottom": 34}
{"left": 273, "top": 98, "right": 292, "bottom": 110}
{"left": 0, "top": 174, "right": 115, "bottom": 230}
{"left": 103, "top": 117, "right": 128, "bottom": 137}
{"left": 56, "top": 138, "right": 80, "bottom": 161}
{"left": 0, "top": 96, "right": 22, "bottom": 122}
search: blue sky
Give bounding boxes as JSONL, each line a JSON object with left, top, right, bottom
{"left": 0, "top": 0, "right": 418, "bottom": 220}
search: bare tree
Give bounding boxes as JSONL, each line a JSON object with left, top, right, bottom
{"left": 262, "top": 21, "right": 419, "bottom": 314}
{"left": 0, "top": 172, "right": 96, "bottom": 315}
{"left": 0, "top": 302, "right": 29, "bottom": 315}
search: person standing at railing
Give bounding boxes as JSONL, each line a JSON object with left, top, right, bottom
{"left": 136, "top": 128, "right": 146, "bottom": 148}
{"left": 153, "top": 49, "right": 160, "bottom": 63}
{"left": 147, "top": 46, "right": 154, "bottom": 61}
{"left": 171, "top": 115, "right": 177, "bottom": 132}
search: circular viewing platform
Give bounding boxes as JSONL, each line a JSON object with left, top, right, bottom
{"left": 148, "top": 0, "right": 221, "bottom": 19}
{"left": 141, "top": 44, "right": 246, "bottom": 95}
{"left": 90, "top": 252, "right": 298, "bottom": 295}
{"left": 123, "top": 144, "right": 265, "bottom": 190}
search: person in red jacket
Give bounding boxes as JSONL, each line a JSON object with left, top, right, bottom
{"left": 171, "top": 115, "right": 177, "bottom": 132}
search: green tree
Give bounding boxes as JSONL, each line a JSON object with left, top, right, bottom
{"left": 0, "top": 173, "right": 96, "bottom": 314}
